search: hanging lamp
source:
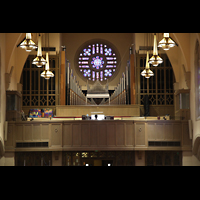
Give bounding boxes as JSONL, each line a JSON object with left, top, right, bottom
{"left": 148, "top": 33, "right": 163, "bottom": 67}
{"left": 32, "top": 34, "right": 47, "bottom": 67}
{"left": 141, "top": 51, "right": 154, "bottom": 78}
{"left": 41, "top": 52, "right": 54, "bottom": 79}
{"left": 158, "top": 33, "right": 176, "bottom": 50}
{"left": 19, "top": 33, "right": 37, "bottom": 52}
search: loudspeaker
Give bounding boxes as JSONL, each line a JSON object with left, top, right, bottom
{"left": 144, "top": 95, "right": 149, "bottom": 116}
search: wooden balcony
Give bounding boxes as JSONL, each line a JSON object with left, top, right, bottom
{"left": 5, "top": 119, "right": 192, "bottom": 152}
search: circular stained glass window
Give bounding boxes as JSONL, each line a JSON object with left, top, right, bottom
{"left": 76, "top": 41, "right": 120, "bottom": 82}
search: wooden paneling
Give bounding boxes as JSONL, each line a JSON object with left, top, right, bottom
{"left": 90, "top": 124, "right": 98, "bottom": 146}
{"left": 51, "top": 124, "right": 62, "bottom": 147}
{"left": 6, "top": 120, "right": 192, "bottom": 152}
{"left": 16, "top": 125, "right": 23, "bottom": 141}
{"left": 147, "top": 123, "right": 155, "bottom": 140}
{"left": 98, "top": 124, "right": 107, "bottom": 146}
{"left": 125, "top": 123, "right": 134, "bottom": 146}
{"left": 72, "top": 124, "right": 81, "bottom": 146}
{"left": 41, "top": 124, "right": 49, "bottom": 140}
{"left": 164, "top": 124, "right": 173, "bottom": 140}
{"left": 56, "top": 105, "right": 140, "bottom": 117}
{"left": 147, "top": 122, "right": 182, "bottom": 142}
{"left": 130, "top": 54, "right": 136, "bottom": 104}
{"left": 32, "top": 125, "right": 41, "bottom": 141}
{"left": 24, "top": 125, "right": 32, "bottom": 141}
{"left": 81, "top": 124, "right": 90, "bottom": 146}
{"left": 63, "top": 124, "right": 72, "bottom": 147}
{"left": 135, "top": 123, "right": 145, "bottom": 146}
{"left": 107, "top": 124, "right": 116, "bottom": 146}
{"left": 60, "top": 51, "right": 66, "bottom": 105}
{"left": 173, "top": 124, "right": 181, "bottom": 140}
{"left": 116, "top": 124, "right": 125, "bottom": 146}
{"left": 156, "top": 124, "right": 164, "bottom": 140}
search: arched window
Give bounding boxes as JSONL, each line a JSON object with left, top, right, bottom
{"left": 75, "top": 40, "right": 120, "bottom": 83}
{"left": 195, "top": 40, "right": 200, "bottom": 120}
{"left": 138, "top": 54, "right": 175, "bottom": 106}
{"left": 21, "top": 54, "right": 59, "bottom": 110}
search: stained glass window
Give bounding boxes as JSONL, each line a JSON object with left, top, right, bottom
{"left": 78, "top": 43, "right": 118, "bottom": 82}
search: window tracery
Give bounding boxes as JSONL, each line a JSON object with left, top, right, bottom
{"left": 78, "top": 42, "right": 119, "bottom": 82}
{"left": 138, "top": 54, "right": 175, "bottom": 106}
{"left": 21, "top": 55, "right": 59, "bottom": 108}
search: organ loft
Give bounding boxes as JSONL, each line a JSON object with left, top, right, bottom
{"left": 0, "top": 33, "right": 199, "bottom": 166}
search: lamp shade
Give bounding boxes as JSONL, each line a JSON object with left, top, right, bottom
{"left": 32, "top": 35, "right": 47, "bottom": 67}
{"left": 41, "top": 53, "right": 54, "bottom": 79}
{"left": 19, "top": 33, "right": 37, "bottom": 52}
{"left": 141, "top": 68, "right": 154, "bottom": 78}
{"left": 158, "top": 33, "right": 176, "bottom": 50}
{"left": 141, "top": 51, "right": 154, "bottom": 78}
{"left": 149, "top": 34, "right": 163, "bottom": 67}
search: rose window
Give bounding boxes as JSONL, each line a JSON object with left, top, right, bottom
{"left": 78, "top": 43, "right": 119, "bottom": 82}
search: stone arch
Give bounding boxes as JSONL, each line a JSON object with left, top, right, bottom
{"left": 5, "top": 33, "right": 45, "bottom": 90}
{"left": 171, "top": 33, "right": 190, "bottom": 72}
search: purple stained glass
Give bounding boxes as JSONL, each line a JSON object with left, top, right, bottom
{"left": 82, "top": 57, "right": 89, "bottom": 60}
{"left": 104, "top": 69, "right": 112, "bottom": 77}
{"left": 106, "top": 57, "right": 114, "bottom": 60}
{"left": 104, "top": 48, "right": 112, "bottom": 56}
{"left": 96, "top": 71, "right": 99, "bottom": 79}
{"left": 82, "top": 65, "right": 89, "bottom": 68}
{"left": 100, "top": 44, "right": 103, "bottom": 54}
{"left": 83, "top": 49, "right": 91, "bottom": 56}
{"left": 83, "top": 69, "right": 91, "bottom": 77}
{"left": 91, "top": 56, "right": 104, "bottom": 69}
{"left": 78, "top": 42, "right": 118, "bottom": 82}
{"left": 96, "top": 44, "right": 99, "bottom": 53}
{"left": 92, "top": 71, "right": 95, "bottom": 79}
{"left": 100, "top": 71, "right": 103, "bottom": 79}
{"left": 106, "top": 65, "right": 114, "bottom": 68}
{"left": 92, "top": 45, "right": 95, "bottom": 54}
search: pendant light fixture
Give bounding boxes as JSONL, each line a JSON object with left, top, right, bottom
{"left": 41, "top": 52, "right": 54, "bottom": 79}
{"left": 158, "top": 33, "right": 176, "bottom": 50}
{"left": 141, "top": 51, "right": 154, "bottom": 78}
{"left": 149, "top": 33, "right": 163, "bottom": 67}
{"left": 19, "top": 33, "right": 37, "bottom": 52}
{"left": 32, "top": 34, "right": 47, "bottom": 67}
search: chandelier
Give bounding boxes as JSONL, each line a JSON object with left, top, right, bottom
{"left": 158, "top": 33, "right": 176, "bottom": 50}
{"left": 41, "top": 52, "right": 54, "bottom": 79}
{"left": 19, "top": 33, "right": 37, "bottom": 52}
{"left": 141, "top": 51, "right": 154, "bottom": 78}
{"left": 149, "top": 33, "right": 163, "bottom": 67}
{"left": 32, "top": 34, "right": 47, "bottom": 67}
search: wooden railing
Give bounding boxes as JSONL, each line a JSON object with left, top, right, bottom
{"left": 5, "top": 119, "right": 192, "bottom": 152}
